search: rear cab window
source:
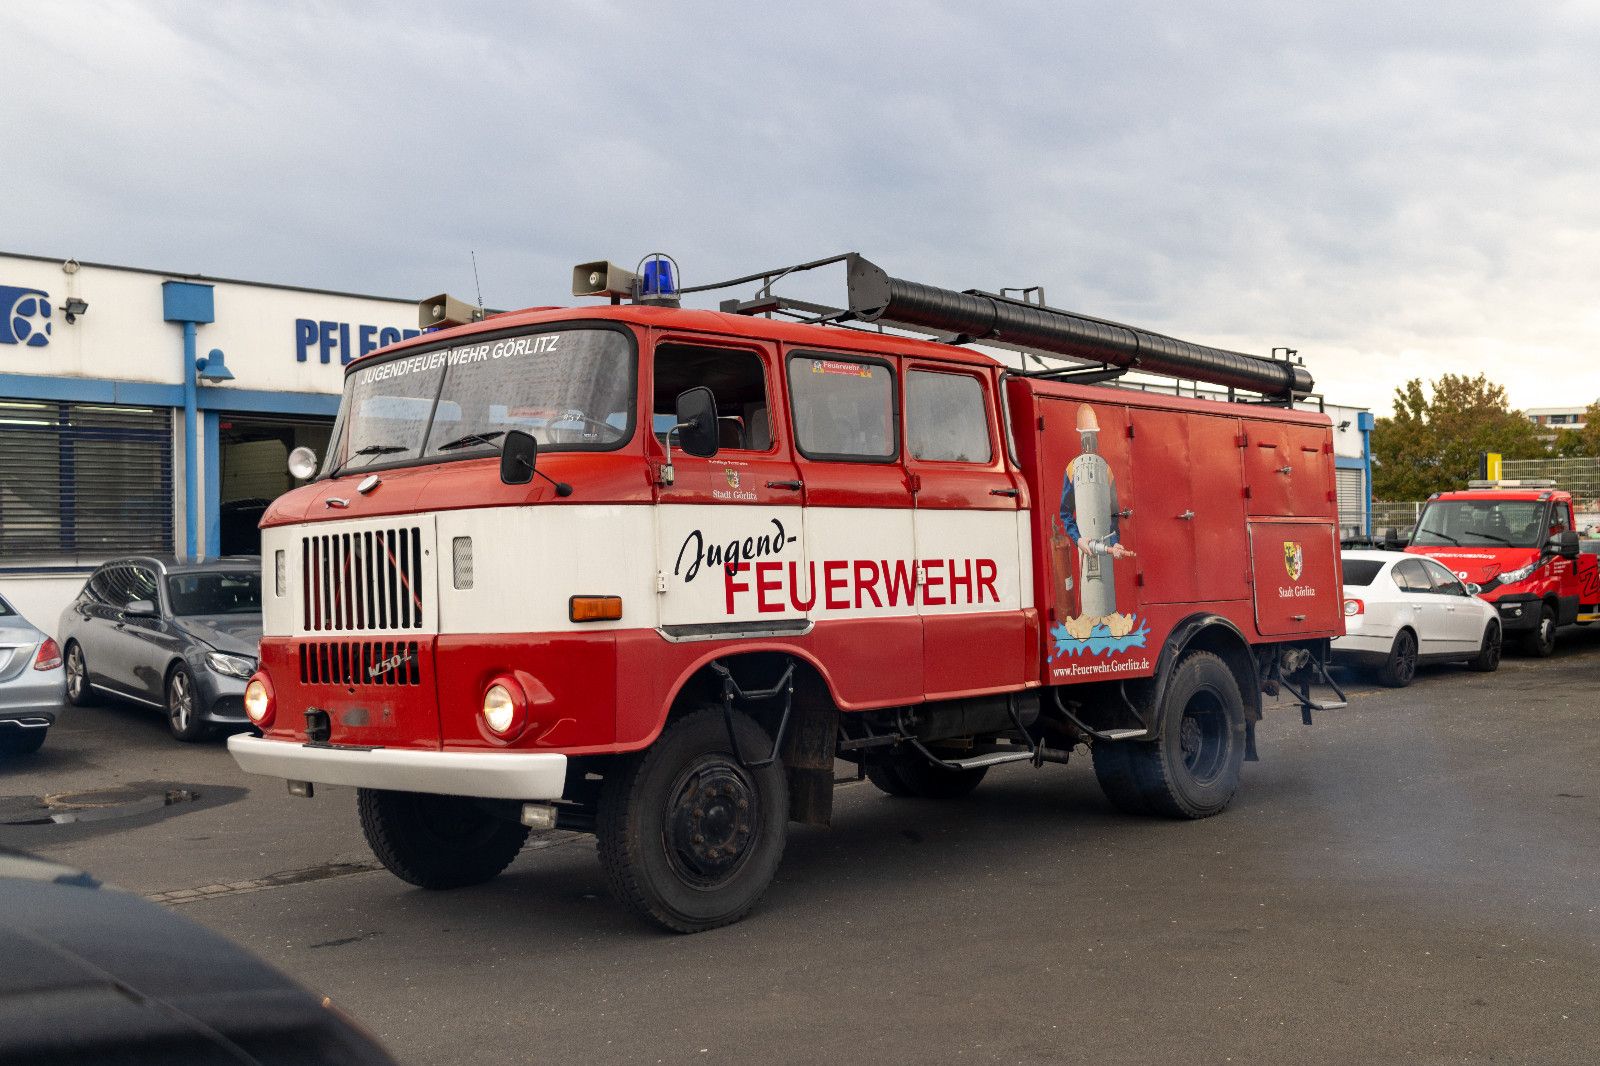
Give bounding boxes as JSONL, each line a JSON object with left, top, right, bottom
{"left": 785, "top": 353, "right": 897, "bottom": 462}
{"left": 906, "top": 369, "right": 994, "bottom": 464}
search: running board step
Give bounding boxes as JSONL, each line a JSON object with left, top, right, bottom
{"left": 1097, "top": 728, "right": 1148, "bottom": 741}
{"left": 942, "top": 751, "right": 1037, "bottom": 771}
{"left": 1306, "top": 699, "right": 1347, "bottom": 711}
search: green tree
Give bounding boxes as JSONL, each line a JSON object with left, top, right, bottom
{"left": 1371, "top": 374, "right": 1547, "bottom": 500}
{"left": 1552, "top": 399, "right": 1600, "bottom": 457}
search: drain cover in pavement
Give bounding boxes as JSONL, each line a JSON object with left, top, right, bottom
{"left": 0, "top": 786, "right": 201, "bottom": 825}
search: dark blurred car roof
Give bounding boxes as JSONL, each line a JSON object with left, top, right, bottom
{"left": 0, "top": 851, "right": 392, "bottom": 1065}
{"left": 98, "top": 557, "right": 261, "bottom": 577}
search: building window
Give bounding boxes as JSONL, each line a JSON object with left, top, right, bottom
{"left": 0, "top": 400, "right": 174, "bottom": 564}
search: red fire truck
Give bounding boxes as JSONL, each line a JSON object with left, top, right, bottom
{"left": 1407, "top": 481, "right": 1600, "bottom": 656}
{"left": 229, "top": 254, "right": 1346, "bottom": 931}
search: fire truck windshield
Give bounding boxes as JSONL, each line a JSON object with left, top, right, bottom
{"left": 324, "top": 326, "right": 633, "bottom": 474}
{"left": 1412, "top": 499, "right": 1549, "bottom": 549}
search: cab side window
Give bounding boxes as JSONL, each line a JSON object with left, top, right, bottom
{"left": 906, "top": 370, "right": 993, "bottom": 463}
{"left": 653, "top": 344, "right": 772, "bottom": 452}
{"left": 786, "top": 354, "right": 896, "bottom": 462}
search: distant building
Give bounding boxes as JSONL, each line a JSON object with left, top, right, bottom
{"left": 1525, "top": 405, "right": 1590, "bottom": 430}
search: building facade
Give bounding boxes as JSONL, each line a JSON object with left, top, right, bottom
{"left": 0, "top": 251, "right": 423, "bottom": 627}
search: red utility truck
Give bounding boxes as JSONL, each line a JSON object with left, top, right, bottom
{"left": 1407, "top": 481, "right": 1600, "bottom": 656}
{"left": 229, "top": 254, "right": 1346, "bottom": 931}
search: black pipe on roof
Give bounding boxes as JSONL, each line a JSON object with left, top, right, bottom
{"left": 845, "top": 254, "right": 1314, "bottom": 399}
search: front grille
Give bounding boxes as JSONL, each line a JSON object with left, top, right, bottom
{"left": 300, "top": 640, "right": 422, "bottom": 687}
{"left": 302, "top": 526, "right": 424, "bottom": 633}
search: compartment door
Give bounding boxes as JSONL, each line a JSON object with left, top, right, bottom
{"left": 1249, "top": 519, "right": 1342, "bottom": 637}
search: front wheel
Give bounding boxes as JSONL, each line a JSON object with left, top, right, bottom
{"left": 358, "top": 789, "right": 530, "bottom": 889}
{"left": 1376, "top": 629, "right": 1418, "bottom": 688}
{"left": 1520, "top": 606, "right": 1556, "bottom": 657}
{"left": 1095, "top": 651, "right": 1246, "bottom": 820}
{"left": 597, "top": 707, "right": 788, "bottom": 933}
{"left": 1467, "top": 621, "right": 1501, "bottom": 672}
{"left": 166, "top": 665, "right": 210, "bottom": 742}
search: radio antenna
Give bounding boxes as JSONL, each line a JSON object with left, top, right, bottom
{"left": 471, "top": 250, "right": 484, "bottom": 311}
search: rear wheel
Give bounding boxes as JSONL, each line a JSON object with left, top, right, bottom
{"left": 1376, "top": 629, "right": 1418, "bottom": 688}
{"left": 1096, "top": 651, "right": 1245, "bottom": 820}
{"left": 1467, "top": 621, "right": 1501, "bottom": 672}
{"left": 0, "top": 730, "right": 47, "bottom": 757}
{"left": 1520, "top": 605, "right": 1556, "bottom": 657}
{"left": 165, "top": 665, "right": 210, "bottom": 742}
{"left": 597, "top": 707, "right": 788, "bottom": 933}
{"left": 358, "top": 789, "right": 529, "bottom": 889}
{"left": 64, "top": 642, "right": 94, "bottom": 707}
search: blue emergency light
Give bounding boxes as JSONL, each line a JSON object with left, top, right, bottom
{"left": 636, "top": 253, "right": 680, "bottom": 305}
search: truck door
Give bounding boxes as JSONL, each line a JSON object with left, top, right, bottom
{"left": 651, "top": 338, "right": 807, "bottom": 635}
{"left": 783, "top": 349, "right": 921, "bottom": 706}
{"left": 903, "top": 364, "right": 1026, "bottom": 699}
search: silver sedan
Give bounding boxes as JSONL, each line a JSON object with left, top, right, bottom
{"left": 0, "top": 593, "right": 65, "bottom": 757}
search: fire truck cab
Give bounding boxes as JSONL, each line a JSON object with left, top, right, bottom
{"left": 229, "top": 255, "right": 1346, "bottom": 931}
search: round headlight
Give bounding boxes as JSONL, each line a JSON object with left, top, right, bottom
{"left": 482, "top": 683, "right": 517, "bottom": 735}
{"left": 287, "top": 446, "right": 319, "bottom": 480}
{"left": 244, "top": 677, "right": 273, "bottom": 725}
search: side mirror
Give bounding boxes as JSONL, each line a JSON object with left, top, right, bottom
{"left": 1546, "top": 529, "right": 1580, "bottom": 559}
{"left": 500, "top": 430, "right": 537, "bottom": 485}
{"left": 1382, "top": 527, "right": 1402, "bottom": 550}
{"left": 674, "top": 387, "right": 720, "bottom": 459}
{"left": 125, "top": 599, "right": 158, "bottom": 618}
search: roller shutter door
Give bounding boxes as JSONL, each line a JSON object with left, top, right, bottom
{"left": 1335, "top": 467, "right": 1366, "bottom": 536}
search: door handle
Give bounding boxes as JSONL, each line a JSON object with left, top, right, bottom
{"left": 1177, "top": 510, "right": 1195, "bottom": 521}
{"left": 989, "top": 488, "right": 1020, "bottom": 498}
{"left": 765, "top": 480, "right": 803, "bottom": 491}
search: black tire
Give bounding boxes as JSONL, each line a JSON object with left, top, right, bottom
{"left": 1520, "top": 605, "right": 1557, "bottom": 657}
{"left": 0, "top": 730, "right": 47, "bottom": 757}
{"left": 597, "top": 707, "right": 788, "bottom": 933}
{"left": 165, "top": 664, "right": 211, "bottom": 742}
{"left": 866, "top": 751, "right": 988, "bottom": 799}
{"left": 1098, "top": 651, "right": 1246, "bottom": 820}
{"left": 1091, "top": 737, "right": 1151, "bottom": 815}
{"left": 1467, "top": 621, "right": 1502, "bottom": 672}
{"left": 357, "top": 789, "right": 529, "bottom": 889}
{"left": 64, "top": 641, "right": 94, "bottom": 707}
{"left": 864, "top": 760, "right": 915, "bottom": 797}
{"left": 1376, "top": 629, "right": 1418, "bottom": 688}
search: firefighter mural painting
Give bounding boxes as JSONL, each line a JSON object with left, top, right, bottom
{"left": 1053, "top": 404, "right": 1148, "bottom": 658}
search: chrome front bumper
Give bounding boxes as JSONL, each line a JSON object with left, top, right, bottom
{"left": 227, "top": 734, "right": 568, "bottom": 800}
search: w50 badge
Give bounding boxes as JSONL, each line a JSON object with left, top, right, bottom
{"left": 0, "top": 286, "right": 52, "bottom": 347}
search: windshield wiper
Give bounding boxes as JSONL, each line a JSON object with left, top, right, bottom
{"left": 1468, "top": 532, "right": 1515, "bottom": 546}
{"left": 1419, "top": 531, "right": 1460, "bottom": 546}
{"left": 330, "top": 443, "right": 407, "bottom": 478}
{"left": 435, "top": 431, "right": 506, "bottom": 452}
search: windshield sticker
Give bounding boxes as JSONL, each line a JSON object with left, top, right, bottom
{"left": 358, "top": 334, "right": 563, "bottom": 385}
{"left": 810, "top": 359, "right": 873, "bottom": 379}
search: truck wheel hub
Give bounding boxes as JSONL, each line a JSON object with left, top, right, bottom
{"left": 666, "top": 760, "right": 757, "bottom": 886}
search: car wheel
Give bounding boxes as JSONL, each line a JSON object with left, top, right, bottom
{"left": 1377, "top": 629, "right": 1417, "bottom": 688}
{"left": 165, "top": 665, "right": 210, "bottom": 742}
{"left": 1519, "top": 605, "right": 1556, "bottom": 657}
{"left": 1467, "top": 621, "right": 1501, "bottom": 672}
{"left": 64, "top": 641, "right": 95, "bottom": 707}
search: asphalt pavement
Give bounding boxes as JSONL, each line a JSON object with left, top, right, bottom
{"left": 3, "top": 630, "right": 1597, "bottom": 1065}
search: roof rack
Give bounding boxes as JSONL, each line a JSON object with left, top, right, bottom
{"left": 680, "top": 253, "right": 1314, "bottom": 402}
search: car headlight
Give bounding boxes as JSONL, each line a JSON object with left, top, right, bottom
{"left": 206, "top": 652, "right": 257, "bottom": 679}
{"left": 1497, "top": 561, "right": 1538, "bottom": 585}
{"left": 480, "top": 678, "right": 528, "bottom": 741}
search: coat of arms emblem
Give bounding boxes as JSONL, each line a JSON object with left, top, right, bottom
{"left": 724, "top": 468, "right": 740, "bottom": 490}
{"left": 1283, "top": 541, "right": 1304, "bottom": 581}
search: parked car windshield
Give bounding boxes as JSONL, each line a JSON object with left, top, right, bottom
{"left": 1412, "top": 499, "right": 1548, "bottom": 548}
{"left": 166, "top": 572, "right": 261, "bottom": 616}
{"left": 1341, "top": 559, "right": 1385, "bottom": 586}
{"left": 323, "top": 326, "right": 634, "bottom": 475}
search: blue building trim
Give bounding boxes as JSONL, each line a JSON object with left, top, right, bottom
{"left": 1358, "top": 411, "right": 1376, "bottom": 536}
{"left": 204, "top": 411, "right": 222, "bottom": 557}
{"left": 0, "top": 372, "right": 183, "bottom": 408}
{"left": 198, "top": 387, "right": 340, "bottom": 417}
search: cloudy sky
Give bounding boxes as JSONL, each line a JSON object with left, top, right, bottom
{"left": 5, "top": 1, "right": 1598, "bottom": 415}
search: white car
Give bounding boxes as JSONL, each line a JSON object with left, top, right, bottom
{"left": 1333, "top": 549, "right": 1501, "bottom": 687}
